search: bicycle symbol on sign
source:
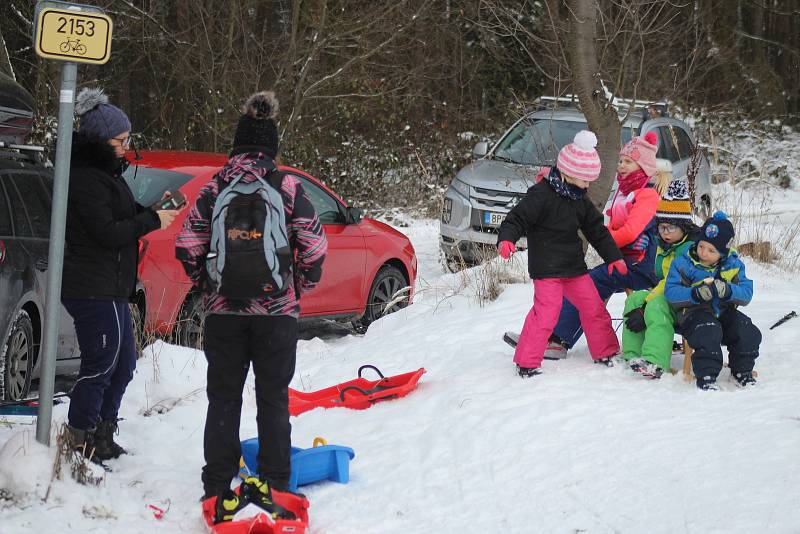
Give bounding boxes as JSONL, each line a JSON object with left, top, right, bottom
{"left": 59, "top": 39, "right": 87, "bottom": 55}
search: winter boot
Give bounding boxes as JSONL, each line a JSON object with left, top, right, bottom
{"left": 730, "top": 370, "right": 757, "bottom": 388}
{"left": 697, "top": 375, "right": 719, "bottom": 391}
{"left": 65, "top": 425, "right": 105, "bottom": 465}
{"left": 593, "top": 356, "right": 616, "bottom": 367}
{"left": 210, "top": 488, "right": 247, "bottom": 524}
{"left": 628, "top": 358, "right": 663, "bottom": 379}
{"left": 240, "top": 476, "right": 296, "bottom": 520}
{"left": 516, "top": 365, "right": 542, "bottom": 378}
{"left": 95, "top": 419, "right": 127, "bottom": 459}
{"left": 543, "top": 336, "right": 568, "bottom": 360}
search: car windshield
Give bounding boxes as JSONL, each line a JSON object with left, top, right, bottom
{"left": 122, "top": 166, "right": 194, "bottom": 207}
{"left": 492, "top": 119, "right": 635, "bottom": 166}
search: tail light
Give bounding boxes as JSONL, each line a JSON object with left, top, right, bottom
{"left": 138, "top": 239, "right": 149, "bottom": 265}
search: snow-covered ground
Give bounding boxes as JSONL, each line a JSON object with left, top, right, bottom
{"left": 2, "top": 193, "right": 800, "bottom": 533}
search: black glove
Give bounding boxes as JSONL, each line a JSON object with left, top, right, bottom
{"left": 691, "top": 284, "right": 714, "bottom": 303}
{"left": 625, "top": 307, "right": 646, "bottom": 333}
{"left": 711, "top": 279, "right": 731, "bottom": 300}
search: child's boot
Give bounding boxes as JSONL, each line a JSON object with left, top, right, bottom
{"left": 95, "top": 419, "right": 127, "bottom": 459}
{"left": 697, "top": 375, "right": 719, "bottom": 391}
{"left": 593, "top": 355, "right": 616, "bottom": 367}
{"left": 543, "top": 335, "right": 567, "bottom": 360}
{"left": 240, "top": 476, "right": 296, "bottom": 520}
{"left": 629, "top": 358, "right": 663, "bottom": 379}
{"left": 516, "top": 365, "right": 542, "bottom": 378}
{"left": 730, "top": 370, "right": 757, "bottom": 388}
{"left": 210, "top": 488, "right": 247, "bottom": 524}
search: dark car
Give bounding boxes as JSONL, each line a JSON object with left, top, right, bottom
{"left": 0, "top": 74, "right": 79, "bottom": 402}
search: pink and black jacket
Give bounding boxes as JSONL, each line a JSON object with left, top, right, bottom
{"left": 175, "top": 152, "right": 328, "bottom": 318}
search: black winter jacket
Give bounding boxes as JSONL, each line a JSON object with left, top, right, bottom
{"left": 62, "top": 135, "right": 160, "bottom": 301}
{"left": 497, "top": 175, "right": 623, "bottom": 279}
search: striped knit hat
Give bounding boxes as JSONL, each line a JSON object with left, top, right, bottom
{"left": 556, "top": 130, "right": 602, "bottom": 182}
{"left": 656, "top": 179, "right": 693, "bottom": 226}
{"left": 621, "top": 131, "right": 658, "bottom": 177}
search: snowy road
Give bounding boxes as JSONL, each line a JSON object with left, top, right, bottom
{"left": 2, "top": 212, "right": 800, "bottom": 533}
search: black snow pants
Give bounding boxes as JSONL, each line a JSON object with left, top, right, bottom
{"left": 682, "top": 308, "right": 761, "bottom": 380}
{"left": 201, "top": 313, "right": 298, "bottom": 497}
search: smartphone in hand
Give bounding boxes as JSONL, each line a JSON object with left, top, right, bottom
{"left": 151, "top": 190, "right": 186, "bottom": 211}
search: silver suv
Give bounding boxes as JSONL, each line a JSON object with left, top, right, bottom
{"left": 439, "top": 98, "right": 711, "bottom": 267}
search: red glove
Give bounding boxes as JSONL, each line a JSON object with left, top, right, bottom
{"left": 497, "top": 240, "right": 516, "bottom": 260}
{"left": 608, "top": 259, "right": 628, "bottom": 276}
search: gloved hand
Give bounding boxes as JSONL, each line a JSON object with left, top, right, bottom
{"left": 625, "top": 307, "right": 646, "bottom": 333}
{"left": 608, "top": 259, "right": 628, "bottom": 276}
{"left": 691, "top": 284, "right": 714, "bottom": 303}
{"left": 497, "top": 240, "right": 516, "bottom": 260}
{"left": 711, "top": 279, "right": 731, "bottom": 300}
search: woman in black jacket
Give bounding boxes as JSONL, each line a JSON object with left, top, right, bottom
{"left": 62, "top": 88, "right": 179, "bottom": 462}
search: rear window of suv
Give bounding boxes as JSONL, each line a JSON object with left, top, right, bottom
{"left": 492, "top": 119, "right": 634, "bottom": 166}
{"left": 123, "top": 167, "right": 194, "bottom": 207}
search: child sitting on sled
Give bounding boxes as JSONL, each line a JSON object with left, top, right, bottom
{"left": 621, "top": 177, "right": 698, "bottom": 378}
{"left": 664, "top": 211, "right": 761, "bottom": 390}
{"left": 496, "top": 130, "right": 627, "bottom": 378}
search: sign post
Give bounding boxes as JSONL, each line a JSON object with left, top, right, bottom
{"left": 32, "top": 1, "right": 112, "bottom": 445}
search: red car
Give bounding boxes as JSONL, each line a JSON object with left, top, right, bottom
{"left": 122, "top": 151, "right": 417, "bottom": 346}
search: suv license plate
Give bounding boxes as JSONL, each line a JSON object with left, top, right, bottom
{"left": 484, "top": 212, "right": 506, "bottom": 226}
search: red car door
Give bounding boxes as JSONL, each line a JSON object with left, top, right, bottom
{"left": 295, "top": 176, "right": 367, "bottom": 315}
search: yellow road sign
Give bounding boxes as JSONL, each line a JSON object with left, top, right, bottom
{"left": 34, "top": 7, "right": 112, "bottom": 64}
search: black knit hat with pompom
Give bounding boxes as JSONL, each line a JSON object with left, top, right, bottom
{"left": 231, "top": 91, "right": 279, "bottom": 157}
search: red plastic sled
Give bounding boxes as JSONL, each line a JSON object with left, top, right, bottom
{"left": 288, "top": 365, "right": 426, "bottom": 416}
{"left": 202, "top": 488, "right": 310, "bottom": 534}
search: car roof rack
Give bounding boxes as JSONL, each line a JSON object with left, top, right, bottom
{"left": 534, "top": 95, "right": 669, "bottom": 119}
{"left": 0, "top": 141, "right": 47, "bottom": 165}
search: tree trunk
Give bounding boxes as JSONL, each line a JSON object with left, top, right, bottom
{"left": 567, "top": 0, "right": 621, "bottom": 211}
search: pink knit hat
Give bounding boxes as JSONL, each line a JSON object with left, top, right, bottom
{"left": 556, "top": 130, "right": 602, "bottom": 182}
{"left": 620, "top": 131, "right": 658, "bottom": 177}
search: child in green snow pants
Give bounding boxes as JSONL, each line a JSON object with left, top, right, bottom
{"left": 621, "top": 177, "right": 697, "bottom": 375}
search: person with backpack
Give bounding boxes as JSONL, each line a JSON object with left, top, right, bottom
{"left": 175, "top": 91, "right": 327, "bottom": 523}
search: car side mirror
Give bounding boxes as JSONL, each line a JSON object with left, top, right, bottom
{"left": 347, "top": 206, "right": 363, "bottom": 224}
{"left": 472, "top": 141, "right": 488, "bottom": 158}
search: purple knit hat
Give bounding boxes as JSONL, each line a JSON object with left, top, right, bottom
{"left": 556, "top": 130, "right": 602, "bottom": 182}
{"left": 75, "top": 87, "right": 131, "bottom": 141}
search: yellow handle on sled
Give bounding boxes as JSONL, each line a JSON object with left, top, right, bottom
{"left": 313, "top": 437, "right": 328, "bottom": 447}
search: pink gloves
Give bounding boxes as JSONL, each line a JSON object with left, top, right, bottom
{"left": 608, "top": 259, "right": 628, "bottom": 276}
{"left": 498, "top": 241, "right": 516, "bottom": 260}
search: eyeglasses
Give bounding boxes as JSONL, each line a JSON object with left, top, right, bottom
{"left": 111, "top": 135, "right": 131, "bottom": 149}
{"left": 658, "top": 223, "right": 680, "bottom": 233}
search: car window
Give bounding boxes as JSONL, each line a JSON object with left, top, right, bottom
{"left": 9, "top": 173, "right": 51, "bottom": 238}
{"left": 122, "top": 166, "right": 195, "bottom": 207}
{"left": 0, "top": 178, "right": 12, "bottom": 236}
{"left": 494, "top": 119, "right": 633, "bottom": 166}
{"left": 654, "top": 126, "right": 675, "bottom": 162}
{"left": 668, "top": 126, "right": 694, "bottom": 161}
{"left": 1, "top": 172, "right": 32, "bottom": 237}
{"left": 297, "top": 176, "right": 344, "bottom": 224}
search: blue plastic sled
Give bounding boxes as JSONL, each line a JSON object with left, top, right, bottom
{"left": 240, "top": 437, "right": 355, "bottom": 492}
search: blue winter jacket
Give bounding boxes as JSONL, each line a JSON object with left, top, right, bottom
{"left": 665, "top": 246, "right": 753, "bottom": 321}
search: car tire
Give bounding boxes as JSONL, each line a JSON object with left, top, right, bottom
{"left": 352, "top": 265, "right": 409, "bottom": 334}
{"left": 1, "top": 310, "right": 35, "bottom": 401}
{"left": 175, "top": 292, "right": 205, "bottom": 349}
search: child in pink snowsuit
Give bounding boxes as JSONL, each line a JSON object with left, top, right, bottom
{"left": 497, "top": 131, "right": 627, "bottom": 378}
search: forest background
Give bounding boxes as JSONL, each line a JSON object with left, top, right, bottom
{"left": 1, "top": 0, "right": 798, "bottom": 213}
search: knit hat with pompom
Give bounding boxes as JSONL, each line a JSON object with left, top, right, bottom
{"left": 699, "top": 211, "right": 735, "bottom": 255}
{"left": 556, "top": 130, "right": 602, "bottom": 182}
{"left": 232, "top": 91, "right": 279, "bottom": 157}
{"left": 75, "top": 87, "right": 131, "bottom": 141}
{"left": 620, "top": 131, "right": 658, "bottom": 177}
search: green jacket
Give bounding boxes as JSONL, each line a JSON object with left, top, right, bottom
{"left": 644, "top": 235, "right": 694, "bottom": 303}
